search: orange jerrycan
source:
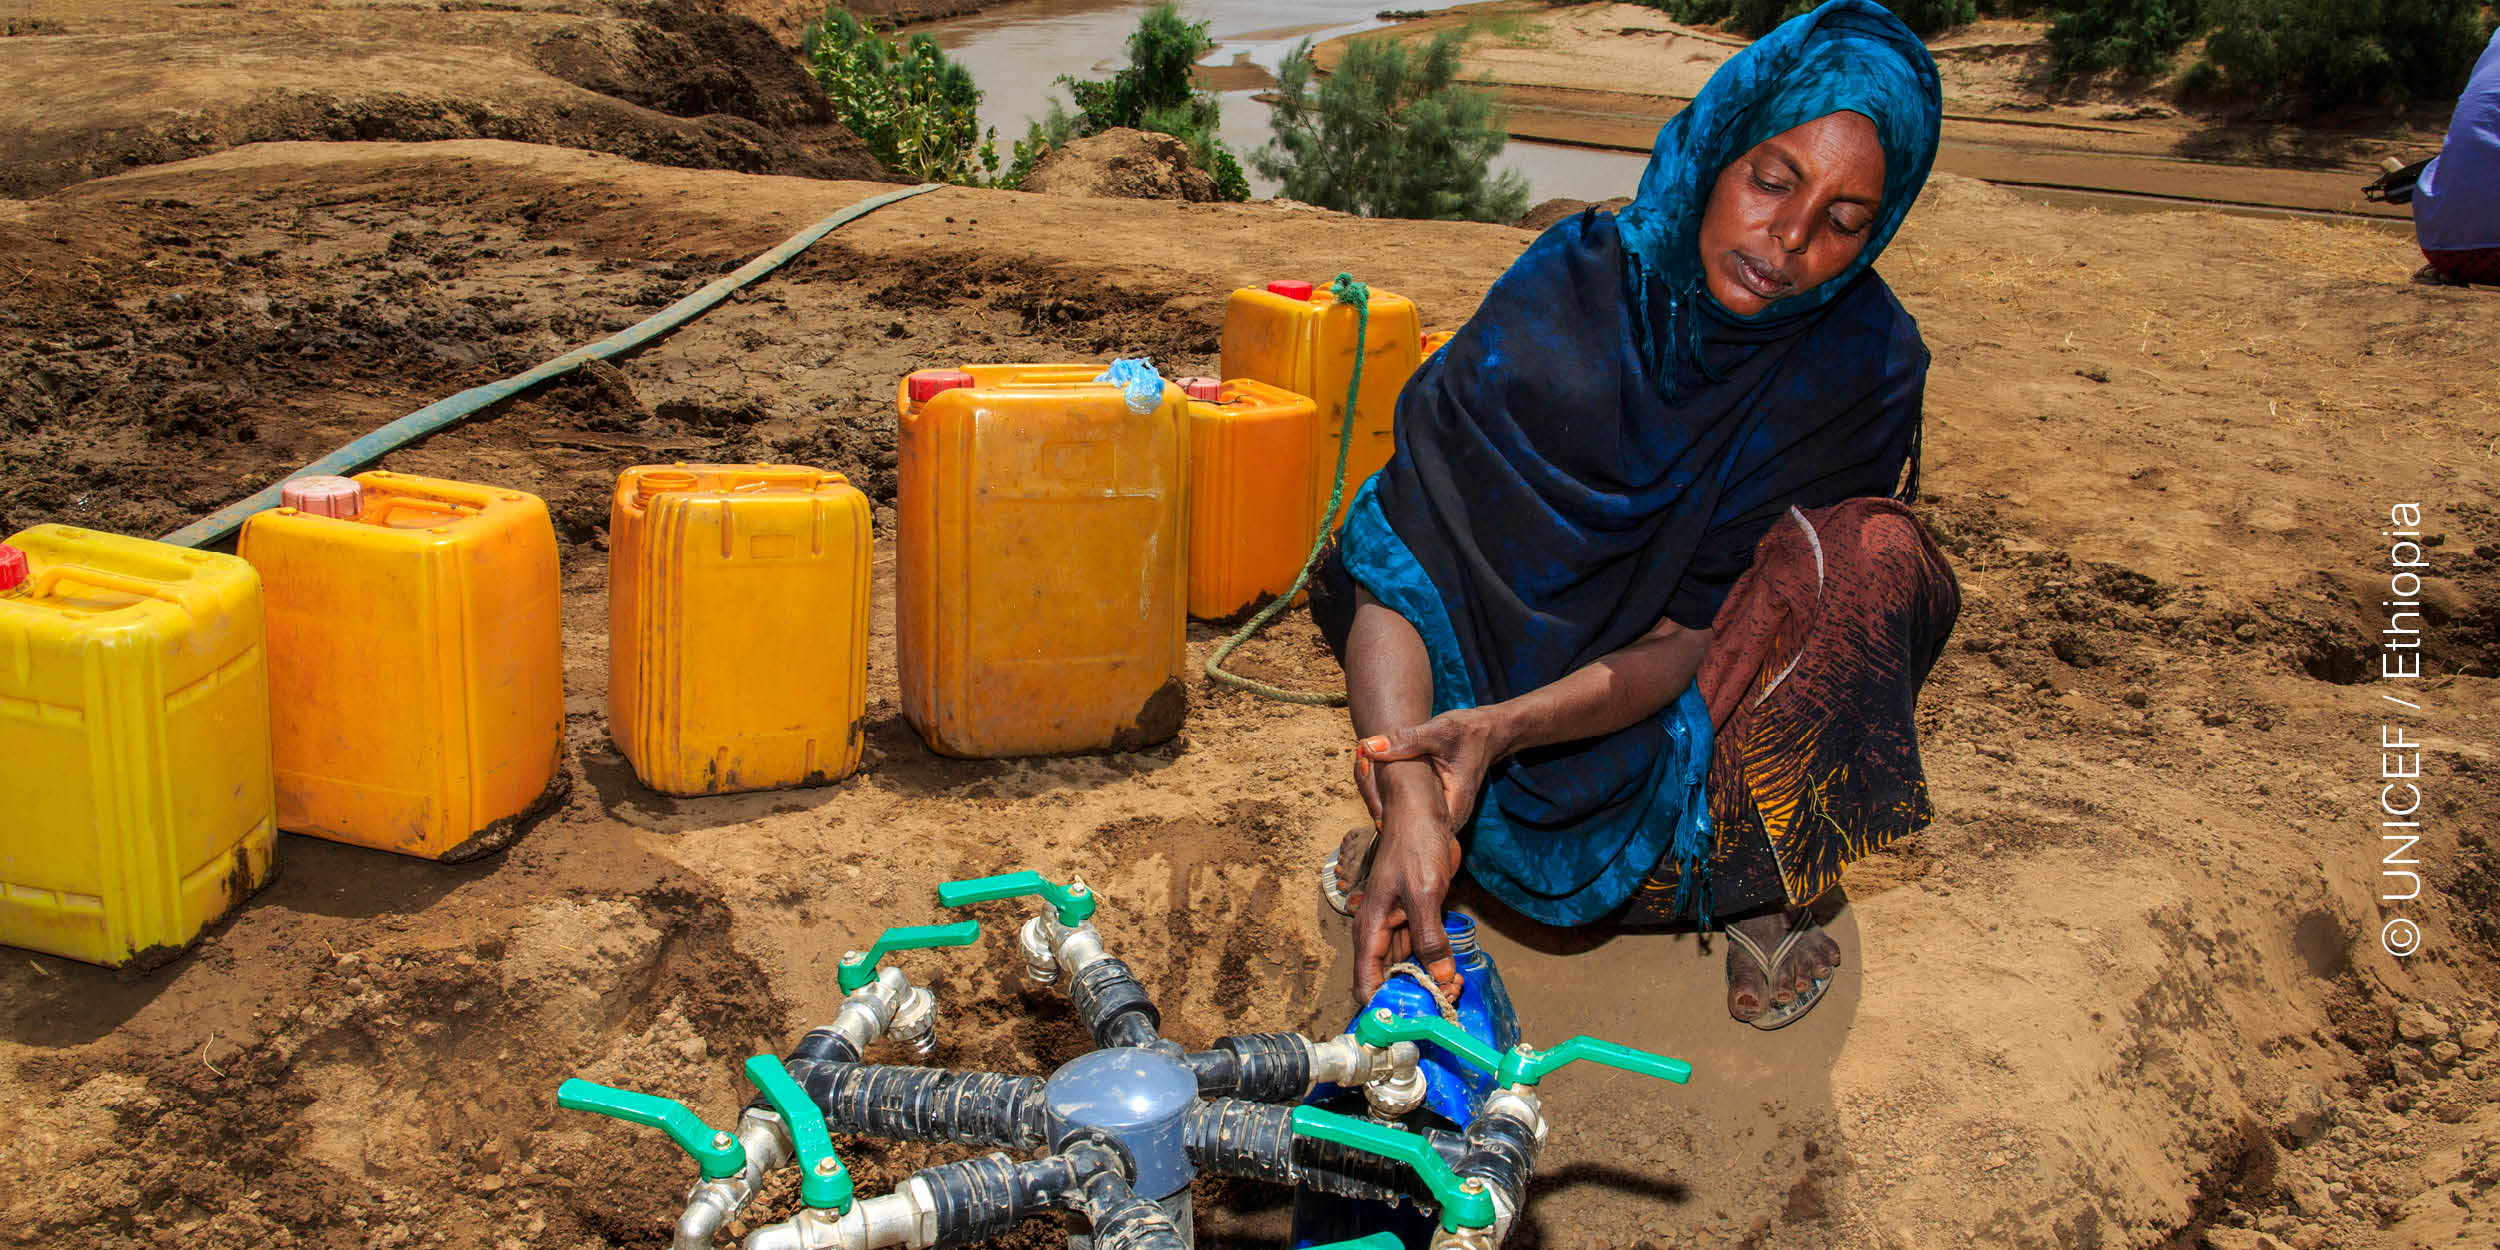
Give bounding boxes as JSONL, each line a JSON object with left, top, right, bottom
{"left": 238, "top": 471, "right": 563, "bottom": 860}
{"left": 1219, "top": 278, "right": 1423, "bottom": 533}
{"left": 1421, "top": 330, "right": 1456, "bottom": 358}
{"left": 896, "top": 364, "right": 1189, "bottom": 757}
{"left": 1173, "top": 375, "right": 1319, "bottom": 620}
{"left": 0, "top": 526, "right": 276, "bottom": 967}
{"left": 608, "top": 464, "right": 871, "bottom": 796}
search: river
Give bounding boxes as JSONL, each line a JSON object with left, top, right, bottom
{"left": 918, "top": 0, "right": 1652, "bottom": 204}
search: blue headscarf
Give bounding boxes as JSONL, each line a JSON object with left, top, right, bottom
{"left": 1618, "top": 0, "right": 1942, "bottom": 387}
{"left": 1335, "top": 0, "right": 1943, "bottom": 926}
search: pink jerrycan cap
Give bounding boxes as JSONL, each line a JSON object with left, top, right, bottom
{"left": 1177, "top": 377, "right": 1223, "bottom": 402}
{"left": 1265, "top": 279, "right": 1315, "bottom": 301}
{"left": 280, "top": 475, "right": 364, "bottom": 519}
{"left": 0, "top": 544, "right": 26, "bottom": 593}
{"left": 907, "top": 369, "right": 977, "bottom": 403}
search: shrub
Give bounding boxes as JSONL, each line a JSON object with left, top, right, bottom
{"left": 1254, "top": 32, "right": 1531, "bottom": 222}
{"left": 1007, "top": 4, "right": 1249, "bottom": 200}
{"left": 2202, "top": 0, "right": 2491, "bottom": 113}
{"left": 803, "top": 8, "right": 997, "bottom": 185}
{"left": 2046, "top": 0, "right": 2203, "bottom": 77}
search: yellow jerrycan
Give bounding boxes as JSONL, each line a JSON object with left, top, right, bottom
{"left": 608, "top": 464, "right": 872, "bottom": 795}
{"left": 1171, "top": 375, "right": 1319, "bottom": 621}
{"left": 895, "top": 364, "right": 1188, "bottom": 757}
{"left": 1219, "top": 278, "right": 1423, "bottom": 534}
{"left": 238, "top": 471, "right": 563, "bottom": 860}
{"left": 0, "top": 526, "right": 276, "bottom": 968}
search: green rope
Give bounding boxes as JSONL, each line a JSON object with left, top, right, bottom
{"left": 1203, "top": 273, "right": 1370, "bottom": 707}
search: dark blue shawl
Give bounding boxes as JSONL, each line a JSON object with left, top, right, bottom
{"left": 1337, "top": 0, "right": 1942, "bottom": 925}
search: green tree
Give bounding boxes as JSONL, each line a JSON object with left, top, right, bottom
{"left": 1007, "top": 4, "right": 1249, "bottom": 200}
{"left": 2045, "top": 0, "right": 2203, "bottom": 77}
{"left": 2202, "top": 0, "right": 2491, "bottom": 112}
{"left": 802, "top": 8, "right": 997, "bottom": 185}
{"left": 1255, "top": 32, "right": 1530, "bottom": 222}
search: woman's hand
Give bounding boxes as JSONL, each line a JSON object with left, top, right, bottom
{"left": 1356, "top": 705, "right": 1513, "bottom": 831}
{"left": 1352, "top": 763, "right": 1467, "bottom": 1002}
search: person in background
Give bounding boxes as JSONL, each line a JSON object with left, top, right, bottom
{"left": 2412, "top": 26, "right": 2500, "bottom": 286}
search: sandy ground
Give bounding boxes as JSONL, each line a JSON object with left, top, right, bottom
{"left": 1339, "top": 3, "right": 2445, "bottom": 221}
{"left": 3, "top": 5, "right": 2499, "bottom": 1250}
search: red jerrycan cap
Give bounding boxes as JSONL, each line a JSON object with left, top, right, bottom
{"left": 1177, "top": 377, "right": 1223, "bottom": 402}
{"left": 0, "top": 544, "right": 26, "bottom": 593}
{"left": 280, "top": 475, "right": 364, "bottom": 519}
{"left": 907, "top": 369, "right": 977, "bottom": 403}
{"left": 1265, "top": 279, "right": 1315, "bottom": 301}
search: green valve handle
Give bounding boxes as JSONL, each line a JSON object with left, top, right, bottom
{"left": 1298, "top": 1237, "right": 1406, "bottom": 1250}
{"left": 1353, "top": 1008, "right": 1500, "bottom": 1076}
{"left": 936, "top": 870, "right": 1098, "bottom": 927}
{"left": 742, "top": 1055, "right": 853, "bottom": 1212}
{"left": 1496, "top": 1035, "right": 1694, "bottom": 1089}
{"left": 1290, "top": 1106, "right": 1494, "bottom": 1232}
{"left": 556, "top": 1078, "right": 746, "bottom": 1180}
{"left": 838, "top": 919, "right": 982, "bottom": 994}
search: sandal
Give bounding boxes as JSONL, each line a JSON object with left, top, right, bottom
{"left": 1322, "top": 846, "right": 1356, "bottom": 915}
{"left": 1724, "top": 917, "right": 1836, "bottom": 1031}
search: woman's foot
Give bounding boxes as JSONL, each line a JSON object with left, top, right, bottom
{"left": 1724, "top": 910, "right": 1842, "bottom": 1028}
{"left": 1323, "top": 825, "right": 1376, "bottom": 916}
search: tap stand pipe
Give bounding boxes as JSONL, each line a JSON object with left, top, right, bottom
{"left": 1446, "top": 1110, "right": 1540, "bottom": 1242}
{"left": 1177, "top": 1033, "right": 1311, "bottom": 1101}
{"left": 1064, "top": 958, "right": 1162, "bottom": 1050}
{"left": 793, "top": 1062, "right": 1049, "bottom": 1151}
{"left": 1062, "top": 1142, "right": 1190, "bottom": 1250}
{"left": 1181, "top": 1099, "right": 1464, "bottom": 1203}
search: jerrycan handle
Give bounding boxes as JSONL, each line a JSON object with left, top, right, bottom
{"left": 725, "top": 470, "right": 833, "bottom": 494}
{"left": 364, "top": 495, "right": 485, "bottom": 528}
{"left": 30, "top": 565, "right": 188, "bottom": 608}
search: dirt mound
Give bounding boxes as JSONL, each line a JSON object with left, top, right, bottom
{"left": 0, "top": 1, "right": 882, "bottom": 198}
{"left": 1021, "top": 128, "right": 1220, "bottom": 204}
{"left": 1515, "top": 194, "right": 1632, "bottom": 232}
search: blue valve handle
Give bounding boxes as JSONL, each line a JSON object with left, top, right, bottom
{"left": 743, "top": 1056, "right": 853, "bottom": 1212}
{"left": 1291, "top": 1106, "right": 1494, "bottom": 1232}
{"left": 936, "top": 870, "right": 1098, "bottom": 926}
{"left": 556, "top": 1078, "right": 746, "bottom": 1180}
{"left": 837, "top": 919, "right": 981, "bottom": 994}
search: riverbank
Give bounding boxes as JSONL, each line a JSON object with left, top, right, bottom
{"left": 1326, "top": 2, "right": 2446, "bottom": 221}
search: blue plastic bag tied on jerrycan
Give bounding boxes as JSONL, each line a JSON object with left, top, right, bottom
{"left": 1292, "top": 912, "right": 1519, "bottom": 1250}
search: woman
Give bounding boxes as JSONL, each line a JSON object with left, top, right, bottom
{"left": 1312, "top": 0, "right": 1960, "bottom": 1030}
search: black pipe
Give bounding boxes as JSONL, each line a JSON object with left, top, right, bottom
{"left": 1451, "top": 1110, "right": 1540, "bottom": 1224}
{"left": 1066, "top": 958, "right": 1162, "bottom": 1049}
{"left": 1181, "top": 1033, "right": 1311, "bottom": 1102}
{"left": 794, "top": 1062, "right": 1049, "bottom": 1151}
{"left": 918, "top": 1151, "right": 1072, "bottom": 1247}
{"left": 747, "top": 1027, "right": 864, "bottom": 1114}
{"left": 1067, "top": 1149, "right": 1187, "bottom": 1250}
{"left": 1182, "top": 1099, "right": 1465, "bottom": 1203}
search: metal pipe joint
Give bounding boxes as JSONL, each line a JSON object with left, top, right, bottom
{"left": 673, "top": 1110, "right": 797, "bottom": 1250}
{"left": 742, "top": 1178, "right": 937, "bottom": 1250}
{"left": 1018, "top": 913, "right": 1110, "bottom": 986}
